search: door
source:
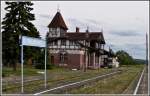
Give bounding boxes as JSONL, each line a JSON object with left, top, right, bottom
{"left": 51, "top": 56, "right": 54, "bottom": 64}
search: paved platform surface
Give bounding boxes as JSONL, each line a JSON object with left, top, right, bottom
{"left": 137, "top": 66, "right": 148, "bottom": 95}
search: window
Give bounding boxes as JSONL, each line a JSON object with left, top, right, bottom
{"left": 60, "top": 53, "right": 67, "bottom": 64}
{"left": 54, "top": 40, "right": 57, "bottom": 45}
{"left": 49, "top": 42, "right": 53, "bottom": 46}
{"left": 51, "top": 28, "right": 57, "bottom": 35}
{"left": 60, "top": 29, "right": 66, "bottom": 37}
{"left": 70, "top": 41, "right": 73, "bottom": 45}
{"left": 61, "top": 40, "right": 66, "bottom": 45}
{"left": 60, "top": 54, "right": 65, "bottom": 63}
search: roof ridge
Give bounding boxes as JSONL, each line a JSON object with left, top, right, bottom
{"left": 48, "top": 12, "right": 68, "bottom": 30}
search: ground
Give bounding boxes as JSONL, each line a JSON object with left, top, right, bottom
{"left": 2, "top": 64, "right": 147, "bottom": 95}
{"left": 137, "top": 66, "right": 148, "bottom": 94}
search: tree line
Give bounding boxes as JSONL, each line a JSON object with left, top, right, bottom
{"left": 2, "top": 2, "right": 43, "bottom": 71}
{"left": 116, "top": 50, "right": 135, "bottom": 65}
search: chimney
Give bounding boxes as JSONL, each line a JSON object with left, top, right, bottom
{"left": 76, "top": 27, "right": 79, "bottom": 33}
{"left": 86, "top": 29, "right": 89, "bottom": 33}
{"left": 86, "top": 26, "right": 89, "bottom": 33}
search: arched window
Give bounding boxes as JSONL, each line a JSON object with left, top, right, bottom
{"left": 59, "top": 51, "right": 67, "bottom": 64}
{"left": 61, "top": 40, "right": 66, "bottom": 45}
{"left": 60, "top": 53, "right": 65, "bottom": 63}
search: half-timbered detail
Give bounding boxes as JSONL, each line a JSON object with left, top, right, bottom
{"left": 47, "top": 11, "right": 107, "bottom": 70}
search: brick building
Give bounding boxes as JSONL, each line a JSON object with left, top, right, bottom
{"left": 47, "top": 11, "right": 107, "bottom": 70}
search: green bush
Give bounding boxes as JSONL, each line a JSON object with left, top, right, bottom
{"left": 34, "top": 63, "right": 52, "bottom": 69}
{"left": 2, "top": 73, "right": 6, "bottom": 77}
{"left": 108, "top": 65, "right": 112, "bottom": 68}
{"left": 116, "top": 50, "right": 135, "bottom": 65}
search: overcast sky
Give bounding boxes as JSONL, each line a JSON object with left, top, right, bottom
{"left": 1, "top": 1, "right": 149, "bottom": 59}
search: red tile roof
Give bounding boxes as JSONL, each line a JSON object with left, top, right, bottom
{"left": 48, "top": 12, "right": 68, "bottom": 30}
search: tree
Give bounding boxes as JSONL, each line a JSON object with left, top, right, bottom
{"left": 116, "top": 50, "right": 135, "bottom": 65}
{"left": 2, "top": 2, "right": 40, "bottom": 71}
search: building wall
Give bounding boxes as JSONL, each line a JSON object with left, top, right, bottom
{"left": 49, "top": 49, "right": 107, "bottom": 69}
{"left": 67, "top": 54, "right": 84, "bottom": 69}
{"left": 49, "top": 49, "right": 85, "bottom": 69}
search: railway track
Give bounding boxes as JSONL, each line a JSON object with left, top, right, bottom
{"left": 3, "top": 72, "right": 84, "bottom": 91}
{"left": 33, "top": 70, "right": 122, "bottom": 95}
{"left": 3, "top": 69, "right": 122, "bottom": 93}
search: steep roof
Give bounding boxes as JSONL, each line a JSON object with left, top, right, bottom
{"left": 66, "top": 32, "right": 105, "bottom": 44}
{"left": 48, "top": 12, "right": 68, "bottom": 30}
{"left": 66, "top": 33, "right": 87, "bottom": 40}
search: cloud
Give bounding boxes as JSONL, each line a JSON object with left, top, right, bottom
{"left": 108, "top": 43, "right": 146, "bottom": 59}
{"left": 125, "top": 43, "right": 146, "bottom": 50}
{"left": 37, "top": 13, "right": 104, "bottom": 32}
{"left": 105, "top": 40, "right": 146, "bottom": 59}
{"left": 1, "top": 1, "right": 148, "bottom": 59}
{"left": 67, "top": 18, "right": 86, "bottom": 31}
{"left": 36, "top": 13, "right": 146, "bottom": 59}
{"left": 110, "top": 30, "right": 142, "bottom": 37}
{"left": 67, "top": 18, "right": 102, "bottom": 32}
{"left": 39, "top": 14, "right": 53, "bottom": 19}
{"left": 86, "top": 19, "right": 102, "bottom": 25}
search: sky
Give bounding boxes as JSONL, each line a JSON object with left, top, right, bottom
{"left": 1, "top": 1, "right": 149, "bottom": 59}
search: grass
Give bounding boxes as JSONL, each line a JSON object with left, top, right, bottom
{"left": 65, "top": 64, "right": 144, "bottom": 94}
{"left": 2, "top": 64, "right": 144, "bottom": 94}
{"left": 3, "top": 67, "right": 116, "bottom": 94}
{"left": 2, "top": 66, "right": 43, "bottom": 77}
